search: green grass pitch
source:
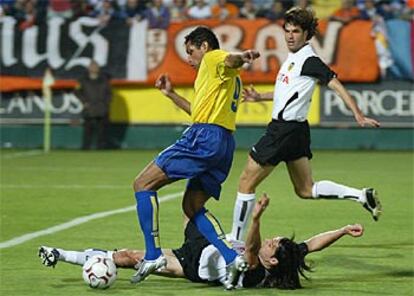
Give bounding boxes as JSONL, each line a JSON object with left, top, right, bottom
{"left": 1, "top": 149, "right": 413, "bottom": 295}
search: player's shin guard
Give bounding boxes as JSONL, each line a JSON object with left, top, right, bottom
{"left": 312, "top": 181, "right": 365, "bottom": 203}
{"left": 192, "top": 208, "right": 237, "bottom": 265}
{"left": 135, "top": 191, "right": 162, "bottom": 260}
{"left": 230, "top": 192, "right": 255, "bottom": 241}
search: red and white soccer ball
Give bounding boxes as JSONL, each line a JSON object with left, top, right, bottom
{"left": 82, "top": 255, "right": 117, "bottom": 289}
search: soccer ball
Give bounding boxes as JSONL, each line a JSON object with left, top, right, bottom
{"left": 82, "top": 255, "right": 117, "bottom": 289}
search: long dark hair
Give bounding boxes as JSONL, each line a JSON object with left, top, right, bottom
{"left": 263, "top": 237, "right": 312, "bottom": 289}
{"left": 184, "top": 26, "right": 220, "bottom": 50}
{"left": 283, "top": 7, "right": 318, "bottom": 40}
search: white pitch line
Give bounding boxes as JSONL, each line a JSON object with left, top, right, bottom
{"left": 0, "top": 191, "right": 183, "bottom": 249}
{"left": 2, "top": 183, "right": 185, "bottom": 190}
{"left": 1, "top": 150, "right": 44, "bottom": 159}
{"left": 2, "top": 184, "right": 129, "bottom": 189}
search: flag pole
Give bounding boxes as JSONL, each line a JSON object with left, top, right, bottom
{"left": 42, "top": 68, "right": 55, "bottom": 153}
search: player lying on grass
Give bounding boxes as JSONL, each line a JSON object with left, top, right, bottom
{"left": 39, "top": 194, "right": 364, "bottom": 289}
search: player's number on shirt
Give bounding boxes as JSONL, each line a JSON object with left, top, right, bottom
{"left": 231, "top": 77, "right": 241, "bottom": 112}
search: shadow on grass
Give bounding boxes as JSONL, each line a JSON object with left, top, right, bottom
{"left": 336, "top": 242, "right": 413, "bottom": 250}
{"left": 321, "top": 254, "right": 411, "bottom": 269}
{"left": 306, "top": 285, "right": 393, "bottom": 295}
{"left": 383, "top": 269, "right": 414, "bottom": 278}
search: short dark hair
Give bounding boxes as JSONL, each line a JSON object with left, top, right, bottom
{"left": 263, "top": 237, "right": 312, "bottom": 289}
{"left": 184, "top": 26, "right": 220, "bottom": 50}
{"left": 283, "top": 7, "right": 318, "bottom": 40}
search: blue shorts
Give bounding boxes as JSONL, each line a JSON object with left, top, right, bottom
{"left": 155, "top": 123, "right": 235, "bottom": 200}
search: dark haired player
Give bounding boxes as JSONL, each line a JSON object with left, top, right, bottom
{"left": 230, "top": 7, "right": 382, "bottom": 241}
{"left": 39, "top": 194, "right": 364, "bottom": 289}
{"left": 130, "top": 26, "right": 260, "bottom": 289}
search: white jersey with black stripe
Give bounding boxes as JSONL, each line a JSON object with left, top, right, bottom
{"left": 198, "top": 238, "right": 245, "bottom": 286}
{"left": 272, "top": 44, "right": 335, "bottom": 122}
{"left": 196, "top": 238, "right": 310, "bottom": 288}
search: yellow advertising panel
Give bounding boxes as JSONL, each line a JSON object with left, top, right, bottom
{"left": 111, "top": 87, "right": 192, "bottom": 124}
{"left": 111, "top": 85, "right": 320, "bottom": 126}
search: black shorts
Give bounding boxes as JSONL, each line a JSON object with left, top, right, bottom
{"left": 172, "top": 222, "right": 210, "bottom": 283}
{"left": 250, "top": 119, "right": 313, "bottom": 166}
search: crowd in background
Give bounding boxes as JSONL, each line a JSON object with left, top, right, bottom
{"left": 0, "top": 0, "right": 413, "bottom": 30}
{"left": 1, "top": 0, "right": 412, "bottom": 80}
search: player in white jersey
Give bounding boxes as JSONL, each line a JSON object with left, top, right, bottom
{"left": 229, "top": 7, "right": 382, "bottom": 241}
{"left": 38, "top": 195, "right": 365, "bottom": 290}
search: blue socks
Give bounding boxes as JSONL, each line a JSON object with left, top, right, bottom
{"left": 135, "top": 191, "right": 162, "bottom": 260}
{"left": 192, "top": 207, "right": 237, "bottom": 265}
{"left": 135, "top": 192, "right": 236, "bottom": 264}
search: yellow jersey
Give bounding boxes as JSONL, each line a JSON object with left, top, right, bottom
{"left": 191, "top": 49, "right": 242, "bottom": 131}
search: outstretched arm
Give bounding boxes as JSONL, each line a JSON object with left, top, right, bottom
{"left": 242, "top": 84, "right": 273, "bottom": 102}
{"left": 225, "top": 49, "right": 260, "bottom": 69}
{"left": 305, "top": 224, "right": 364, "bottom": 253}
{"left": 155, "top": 74, "right": 191, "bottom": 115}
{"left": 244, "top": 194, "right": 269, "bottom": 268}
{"left": 328, "top": 78, "right": 380, "bottom": 127}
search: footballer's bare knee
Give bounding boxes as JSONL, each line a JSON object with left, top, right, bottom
{"left": 294, "top": 187, "right": 313, "bottom": 199}
{"left": 133, "top": 176, "right": 147, "bottom": 192}
{"left": 182, "top": 190, "right": 209, "bottom": 218}
{"left": 133, "top": 163, "right": 170, "bottom": 192}
{"left": 133, "top": 175, "right": 169, "bottom": 192}
{"left": 182, "top": 205, "right": 195, "bottom": 219}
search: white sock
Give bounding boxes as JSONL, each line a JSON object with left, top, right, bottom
{"left": 312, "top": 181, "right": 366, "bottom": 204}
{"left": 229, "top": 192, "right": 256, "bottom": 241}
{"left": 57, "top": 248, "right": 112, "bottom": 265}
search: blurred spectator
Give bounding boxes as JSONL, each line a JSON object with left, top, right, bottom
{"left": 252, "top": 0, "right": 273, "bottom": 11}
{"left": 403, "top": 0, "right": 414, "bottom": 20}
{"left": 211, "top": 0, "right": 239, "bottom": 20}
{"left": 144, "top": 0, "right": 170, "bottom": 28}
{"left": 75, "top": 60, "right": 112, "bottom": 150}
{"left": 359, "top": 0, "right": 378, "bottom": 18}
{"left": 119, "top": 0, "right": 146, "bottom": 26}
{"left": 70, "top": 0, "right": 90, "bottom": 19}
{"left": 256, "top": 0, "right": 293, "bottom": 18}
{"left": 356, "top": 0, "right": 402, "bottom": 16}
{"left": 90, "top": 0, "right": 116, "bottom": 25}
{"left": 202, "top": 0, "right": 218, "bottom": 5}
{"left": 0, "top": 0, "right": 17, "bottom": 16}
{"left": 239, "top": 0, "right": 257, "bottom": 19}
{"left": 17, "top": 0, "right": 37, "bottom": 30}
{"left": 169, "top": 0, "right": 187, "bottom": 22}
{"left": 330, "top": 0, "right": 360, "bottom": 24}
{"left": 87, "top": 0, "right": 99, "bottom": 7}
{"left": 296, "top": 0, "right": 311, "bottom": 9}
{"left": 48, "top": 0, "right": 73, "bottom": 19}
{"left": 311, "top": 0, "right": 342, "bottom": 19}
{"left": 0, "top": 0, "right": 16, "bottom": 16}
{"left": 360, "top": 0, "right": 394, "bottom": 20}
{"left": 115, "top": 0, "right": 128, "bottom": 7}
{"left": 359, "top": 0, "right": 394, "bottom": 78}
{"left": 187, "top": 0, "right": 211, "bottom": 19}
{"left": 10, "top": 0, "right": 24, "bottom": 18}
{"left": 264, "top": 1, "right": 285, "bottom": 21}
{"left": 284, "top": 0, "right": 295, "bottom": 10}
{"left": 161, "top": 0, "right": 173, "bottom": 6}
{"left": 381, "top": 0, "right": 411, "bottom": 19}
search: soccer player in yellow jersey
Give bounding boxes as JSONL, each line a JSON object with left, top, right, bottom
{"left": 131, "top": 26, "right": 260, "bottom": 290}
